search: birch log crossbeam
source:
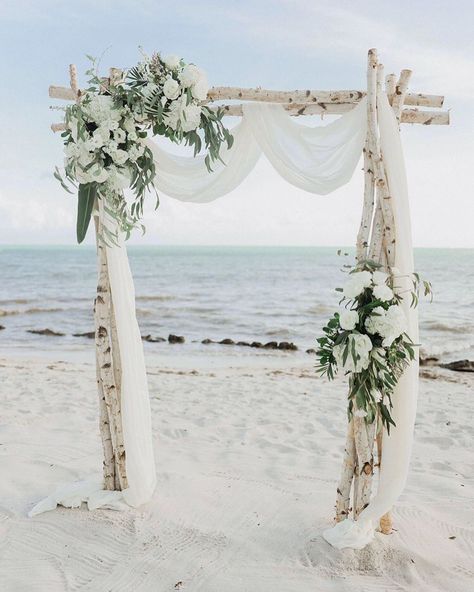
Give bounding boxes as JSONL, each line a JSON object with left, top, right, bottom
{"left": 49, "top": 76, "right": 449, "bottom": 130}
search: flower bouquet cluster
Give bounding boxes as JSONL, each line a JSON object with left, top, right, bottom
{"left": 56, "top": 53, "right": 234, "bottom": 243}
{"left": 316, "top": 261, "right": 431, "bottom": 432}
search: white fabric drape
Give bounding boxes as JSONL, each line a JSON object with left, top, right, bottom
{"left": 323, "top": 92, "right": 418, "bottom": 549}
{"left": 29, "top": 205, "right": 156, "bottom": 516}
{"left": 147, "top": 99, "right": 367, "bottom": 202}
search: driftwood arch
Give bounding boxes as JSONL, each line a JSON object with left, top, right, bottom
{"left": 49, "top": 48, "right": 449, "bottom": 531}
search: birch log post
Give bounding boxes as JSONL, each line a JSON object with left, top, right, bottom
{"left": 94, "top": 202, "right": 127, "bottom": 490}
{"left": 351, "top": 49, "right": 379, "bottom": 514}
{"left": 335, "top": 418, "right": 357, "bottom": 522}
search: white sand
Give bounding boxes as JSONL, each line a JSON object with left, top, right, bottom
{"left": 0, "top": 352, "right": 473, "bottom": 591}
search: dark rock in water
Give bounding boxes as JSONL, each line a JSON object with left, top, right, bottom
{"left": 251, "top": 341, "right": 263, "bottom": 348}
{"left": 440, "top": 359, "right": 474, "bottom": 373}
{"left": 264, "top": 341, "right": 279, "bottom": 349}
{"left": 73, "top": 331, "right": 95, "bottom": 339}
{"left": 202, "top": 338, "right": 214, "bottom": 344}
{"left": 28, "top": 328, "right": 65, "bottom": 337}
{"left": 168, "top": 334, "right": 185, "bottom": 344}
{"left": 0, "top": 325, "right": 5, "bottom": 330}
{"left": 142, "top": 334, "right": 166, "bottom": 343}
{"left": 278, "top": 341, "right": 298, "bottom": 351}
{"left": 219, "top": 338, "right": 235, "bottom": 345}
{"left": 419, "top": 355, "right": 440, "bottom": 366}
{"left": 237, "top": 341, "right": 250, "bottom": 347}
{"left": 306, "top": 348, "right": 316, "bottom": 355}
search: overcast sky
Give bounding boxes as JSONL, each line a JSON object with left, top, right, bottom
{"left": 0, "top": 0, "right": 472, "bottom": 247}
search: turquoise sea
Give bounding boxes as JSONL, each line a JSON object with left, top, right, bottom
{"left": 0, "top": 246, "right": 473, "bottom": 362}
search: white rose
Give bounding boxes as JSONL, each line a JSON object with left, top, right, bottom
{"left": 191, "top": 77, "right": 209, "bottom": 101}
{"left": 164, "top": 98, "right": 183, "bottom": 130}
{"left": 163, "top": 77, "right": 180, "bottom": 100}
{"left": 163, "top": 54, "right": 181, "bottom": 70}
{"left": 333, "top": 333, "right": 373, "bottom": 373}
{"left": 104, "top": 140, "right": 118, "bottom": 155}
{"left": 87, "top": 162, "right": 109, "bottom": 184}
{"left": 181, "top": 104, "right": 202, "bottom": 131}
{"left": 113, "top": 128, "right": 127, "bottom": 144}
{"left": 339, "top": 310, "right": 359, "bottom": 331}
{"left": 365, "top": 304, "right": 407, "bottom": 347}
{"left": 112, "top": 149, "right": 128, "bottom": 166}
{"left": 179, "top": 64, "right": 202, "bottom": 88}
{"left": 373, "top": 284, "right": 394, "bottom": 302}
{"left": 372, "top": 270, "right": 389, "bottom": 285}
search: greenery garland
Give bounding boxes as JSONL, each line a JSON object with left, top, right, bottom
{"left": 316, "top": 260, "right": 432, "bottom": 432}
{"left": 55, "top": 52, "right": 234, "bottom": 243}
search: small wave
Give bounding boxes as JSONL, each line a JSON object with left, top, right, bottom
{"left": 0, "top": 307, "right": 66, "bottom": 317}
{"left": 421, "top": 340, "right": 474, "bottom": 358}
{"left": 135, "top": 295, "right": 174, "bottom": 302}
{"left": 422, "top": 321, "right": 471, "bottom": 334}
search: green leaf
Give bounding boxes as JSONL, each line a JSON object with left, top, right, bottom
{"left": 76, "top": 183, "right": 97, "bottom": 244}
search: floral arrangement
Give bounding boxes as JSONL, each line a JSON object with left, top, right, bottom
{"left": 55, "top": 53, "right": 234, "bottom": 243}
{"left": 316, "top": 260, "right": 431, "bottom": 432}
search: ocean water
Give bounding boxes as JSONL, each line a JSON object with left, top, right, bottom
{"left": 0, "top": 245, "right": 473, "bottom": 362}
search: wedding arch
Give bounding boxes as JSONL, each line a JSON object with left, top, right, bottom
{"left": 37, "top": 48, "right": 450, "bottom": 549}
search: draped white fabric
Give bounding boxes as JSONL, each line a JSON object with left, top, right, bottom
{"left": 323, "top": 92, "right": 418, "bottom": 549}
{"left": 29, "top": 204, "right": 156, "bottom": 516}
{"left": 147, "top": 98, "right": 367, "bottom": 202}
{"left": 30, "top": 96, "right": 417, "bottom": 549}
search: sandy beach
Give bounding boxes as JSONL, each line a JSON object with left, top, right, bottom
{"left": 1, "top": 350, "right": 473, "bottom": 591}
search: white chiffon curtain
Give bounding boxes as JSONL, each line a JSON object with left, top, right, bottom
{"left": 30, "top": 96, "right": 418, "bottom": 552}
{"left": 146, "top": 99, "right": 367, "bottom": 202}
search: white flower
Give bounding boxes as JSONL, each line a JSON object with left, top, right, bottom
{"left": 181, "top": 104, "right": 202, "bottom": 131}
{"left": 191, "top": 77, "right": 209, "bottom": 101}
{"left": 87, "top": 163, "right": 109, "bottom": 183}
{"left": 354, "top": 408, "right": 367, "bottom": 418}
{"left": 343, "top": 271, "right": 372, "bottom": 299}
{"left": 373, "top": 284, "right": 394, "bottom": 302}
{"left": 128, "top": 144, "right": 145, "bottom": 162}
{"left": 113, "top": 128, "right": 127, "bottom": 144}
{"left": 339, "top": 310, "right": 359, "bottom": 331}
{"left": 164, "top": 98, "right": 183, "bottom": 130}
{"left": 179, "top": 64, "right": 202, "bottom": 87}
{"left": 106, "top": 166, "right": 131, "bottom": 191}
{"left": 83, "top": 95, "right": 121, "bottom": 125}
{"left": 122, "top": 117, "right": 136, "bottom": 134}
{"left": 365, "top": 304, "right": 407, "bottom": 347}
{"left": 111, "top": 149, "right": 129, "bottom": 166}
{"left": 373, "top": 270, "right": 389, "bottom": 285}
{"left": 163, "top": 54, "right": 181, "bottom": 70}
{"left": 104, "top": 140, "right": 118, "bottom": 155}
{"left": 163, "top": 77, "right": 180, "bottom": 100}
{"left": 333, "top": 333, "right": 373, "bottom": 373}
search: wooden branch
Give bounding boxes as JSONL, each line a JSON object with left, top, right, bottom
{"left": 49, "top": 85, "right": 76, "bottom": 101}
{"left": 376, "top": 421, "right": 393, "bottom": 534}
{"left": 385, "top": 74, "right": 397, "bottom": 106}
{"left": 94, "top": 212, "right": 127, "bottom": 491}
{"left": 49, "top": 81, "right": 444, "bottom": 110}
{"left": 208, "top": 86, "right": 365, "bottom": 104}
{"left": 401, "top": 109, "right": 449, "bottom": 125}
{"left": 69, "top": 64, "right": 78, "bottom": 98}
{"left": 110, "top": 292, "right": 128, "bottom": 490}
{"left": 220, "top": 102, "right": 354, "bottom": 116}
{"left": 356, "top": 144, "right": 375, "bottom": 261}
{"left": 404, "top": 93, "right": 443, "bottom": 108}
{"left": 392, "top": 69, "right": 413, "bottom": 123}
{"left": 335, "top": 418, "right": 357, "bottom": 522}
{"left": 354, "top": 415, "right": 377, "bottom": 517}
{"left": 94, "top": 217, "right": 115, "bottom": 490}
